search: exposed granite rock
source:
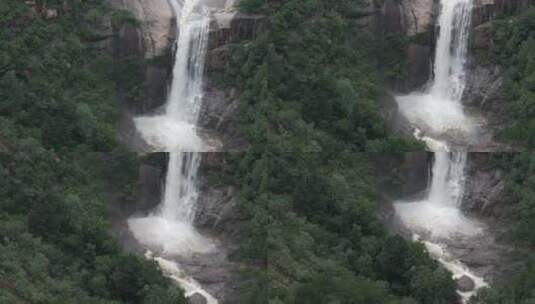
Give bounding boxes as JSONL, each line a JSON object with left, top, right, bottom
{"left": 403, "top": 0, "right": 436, "bottom": 35}
{"left": 109, "top": 0, "right": 175, "bottom": 58}
{"left": 196, "top": 154, "right": 243, "bottom": 239}
{"left": 201, "top": 11, "right": 264, "bottom": 151}
{"left": 380, "top": 0, "right": 435, "bottom": 35}
{"left": 463, "top": 153, "right": 505, "bottom": 216}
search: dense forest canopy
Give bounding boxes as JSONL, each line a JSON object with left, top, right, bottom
{"left": 0, "top": 0, "right": 186, "bottom": 303}
{"left": 2, "top": 0, "right": 535, "bottom": 303}
{"left": 217, "top": 0, "right": 456, "bottom": 303}
{"left": 491, "top": 8, "right": 535, "bottom": 149}
{"left": 220, "top": 0, "right": 422, "bottom": 153}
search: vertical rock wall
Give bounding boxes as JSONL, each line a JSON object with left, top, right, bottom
{"left": 379, "top": 0, "right": 438, "bottom": 91}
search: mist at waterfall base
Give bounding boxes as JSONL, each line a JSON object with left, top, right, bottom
{"left": 396, "top": 0, "right": 478, "bottom": 143}
{"left": 394, "top": 153, "right": 482, "bottom": 240}
{"left": 393, "top": 152, "right": 488, "bottom": 301}
{"left": 128, "top": 153, "right": 215, "bottom": 256}
{"left": 134, "top": 0, "right": 210, "bottom": 152}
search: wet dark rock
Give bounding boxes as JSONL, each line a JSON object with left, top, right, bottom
{"left": 374, "top": 152, "right": 431, "bottom": 200}
{"left": 381, "top": 0, "right": 405, "bottom": 34}
{"left": 195, "top": 184, "right": 238, "bottom": 233}
{"left": 456, "top": 275, "right": 475, "bottom": 292}
{"left": 378, "top": 92, "right": 415, "bottom": 137}
{"left": 406, "top": 43, "right": 433, "bottom": 90}
{"left": 136, "top": 163, "right": 164, "bottom": 212}
{"left": 463, "top": 153, "right": 505, "bottom": 215}
{"left": 188, "top": 293, "right": 207, "bottom": 304}
{"left": 200, "top": 82, "right": 247, "bottom": 151}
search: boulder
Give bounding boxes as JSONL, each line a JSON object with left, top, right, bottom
{"left": 187, "top": 293, "right": 208, "bottom": 304}
{"left": 455, "top": 275, "right": 476, "bottom": 292}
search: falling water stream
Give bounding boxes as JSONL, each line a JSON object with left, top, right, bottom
{"left": 394, "top": 0, "right": 489, "bottom": 301}
{"left": 126, "top": 0, "right": 229, "bottom": 302}
{"left": 134, "top": 0, "right": 210, "bottom": 151}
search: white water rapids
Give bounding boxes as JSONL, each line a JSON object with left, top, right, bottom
{"left": 394, "top": 0, "right": 489, "bottom": 301}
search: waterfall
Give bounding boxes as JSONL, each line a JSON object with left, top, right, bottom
{"left": 127, "top": 1, "right": 219, "bottom": 302}
{"left": 430, "top": 0, "right": 473, "bottom": 101}
{"left": 397, "top": 0, "right": 477, "bottom": 236}
{"left": 134, "top": 0, "right": 210, "bottom": 152}
{"left": 393, "top": 0, "right": 489, "bottom": 301}
{"left": 427, "top": 152, "right": 466, "bottom": 207}
{"left": 159, "top": 153, "right": 201, "bottom": 223}
{"left": 397, "top": 0, "right": 476, "bottom": 144}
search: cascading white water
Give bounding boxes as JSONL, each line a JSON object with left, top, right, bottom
{"left": 134, "top": 0, "right": 210, "bottom": 152}
{"left": 395, "top": 0, "right": 476, "bottom": 233}
{"left": 393, "top": 0, "right": 489, "bottom": 301}
{"left": 430, "top": 0, "right": 473, "bottom": 101}
{"left": 128, "top": 152, "right": 214, "bottom": 255}
{"left": 159, "top": 153, "right": 200, "bottom": 222}
{"left": 397, "top": 0, "right": 477, "bottom": 144}
{"left": 129, "top": 0, "right": 214, "bottom": 257}
{"left": 395, "top": 152, "right": 481, "bottom": 239}
{"left": 127, "top": 1, "right": 220, "bottom": 302}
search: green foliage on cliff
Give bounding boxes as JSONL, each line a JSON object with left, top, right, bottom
{"left": 0, "top": 1, "right": 186, "bottom": 303}
{"left": 226, "top": 0, "right": 422, "bottom": 153}
{"left": 470, "top": 153, "right": 535, "bottom": 304}
{"left": 228, "top": 151, "right": 457, "bottom": 304}
{"left": 492, "top": 8, "right": 535, "bottom": 149}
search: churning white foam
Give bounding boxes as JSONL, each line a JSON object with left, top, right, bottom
{"left": 134, "top": 117, "right": 203, "bottom": 152}
{"left": 397, "top": 93, "right": 476, "bottom": 139}
{"left": 128, "top": 217, "right": 215, "bottom": 256}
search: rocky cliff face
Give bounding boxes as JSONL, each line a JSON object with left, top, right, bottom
{"left": 462, "top": 153, "right": 505, "bottom": 216}
{"left": 380, "top": 0, "right": 437, "bottom": 91}
{"left": 463, "top": 0, "right": 532, "bottom": 146}
{"left": 200, "top": 12, "right": 264, "bottom": 151}
{"left": 109, "top": 0, "right": 175, "bottom": 58}
{"left": 110, "top": 0, "right": 175, "bottom": 112}
{"left": 375, "top": 152, "right": 431, "bottom": 200}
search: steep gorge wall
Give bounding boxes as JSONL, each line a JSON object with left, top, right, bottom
{"left": 380, "top": 0, "right": 437, "bottom": 91}
{"left": 110, "top": 0, "right": 175, "bottom": 113}
{"left": 464, "top": 0, "right": 532, "bottom": 142}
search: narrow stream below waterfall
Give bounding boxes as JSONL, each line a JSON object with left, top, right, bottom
{"left": 393, "top": 0, "right": 493, "bottom": 301}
